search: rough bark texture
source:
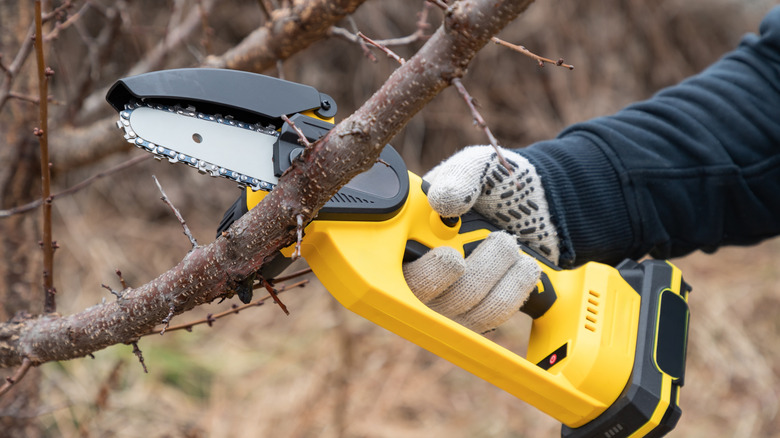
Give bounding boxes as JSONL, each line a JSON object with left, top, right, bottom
{"left": 0, "top": 0, "right": 535, "bottom": 368}
{"left": 205, "top": 0, "right": 368, "bottom": 71}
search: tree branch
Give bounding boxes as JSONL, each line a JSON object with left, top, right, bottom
{"left": 35, "top": 0, "right": 57, "bottom": 314}
{"left": 0, "top": 0, "right": 535, "bottom": 369}
{"left": 204, "top": 0, "right": 368, "bottom": 71}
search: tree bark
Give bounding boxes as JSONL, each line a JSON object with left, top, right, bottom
{"left": 0, "top": 0, "right": 535, "bottom": 368}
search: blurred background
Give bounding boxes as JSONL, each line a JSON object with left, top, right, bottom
{"left": 1, "top": 0, "right": 778, "bottom": 436}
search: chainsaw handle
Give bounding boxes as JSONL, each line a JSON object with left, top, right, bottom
{"left": 287, "top": 171, "right": 632, "bottom": 426}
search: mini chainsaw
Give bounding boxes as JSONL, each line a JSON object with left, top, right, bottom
{"left": 106, "top": 68, "right": 691, "bottom": 437}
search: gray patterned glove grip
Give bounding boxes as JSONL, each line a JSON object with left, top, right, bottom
{"left": 425, "top": 145, "right": 560, "bottom": 263}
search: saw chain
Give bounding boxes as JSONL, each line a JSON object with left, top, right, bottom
{"left": 116, "top": 101, "right": 279, "bottom": 192}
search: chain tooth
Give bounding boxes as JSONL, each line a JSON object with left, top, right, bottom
{"left": 117, "top": 103, "right": 277, "bottom": 192}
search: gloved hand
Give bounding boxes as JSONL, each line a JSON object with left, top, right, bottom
{"left": 403, "top": 146, "right": 560, "bottom": 333}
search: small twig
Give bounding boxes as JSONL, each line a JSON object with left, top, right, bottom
{"left": 0, "top": 54, "right": 9, "bottom": 74}
{"left": 0, "top": 358, "right": 33, "bottom": 398}
{"left": 6, "top": 92, "right": 56, "bottom": 104}
{"left": 41, "top": 0, "right": 76, "bottom": 24}
{"left": 261, "top": 267, "right": 312, "bottom": 287}
{"left": 491, "top": 37, "right": 574, "bottom": 70}
{"left": 257, "top": 0, "right": 273, "bottom": 20}
{"left": 44, "top": 2, "right": 89, "bottom": 41}
{"left": 130, "top": 342, "right": 148, "bottom": 373}
{"left": 452, "top": 78, "right": 516, "bottom": 177}
{"left": 280, "top": 114, "right": 310, "bottom": 146}
{"left": 427, "top": 0, "right": 450, "bottom": 10}
{"left": 330, "top": 27, "right": 377, "bottom": 62}
{"left": 349, "top": 17, "right": 377, "bottom": 62}
{"left": 35, "top": 0, "right": 57, "bottom": 314}
{"left": 115, "top": 269, "right": 128, "bottom": 290}
{"left": 0, "top": 154, "right": 151, "bottom": 218}
{"left": 358, "top": 32, "right": 405, "bottom": 65}
{"left": 259, "top": 275, "right": 290, "bottom": 315}
{"left": 332, "top": 5, "right": 430, "bottom": 62}
{"left": 152, "top": 175, "right": 198, "bottom": 249}
{"left": 159, "top": 303, "right": 176, "bottom": 335}
{"left": 101, "top": 283, "right": 122, "bottom": 299}
{"left": 144, "top": 280, "right": 307, "bottom": 336}
{"left": 197, "top": 0, "right": 214, "bottom": 56}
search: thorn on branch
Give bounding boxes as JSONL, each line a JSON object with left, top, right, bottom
{"left": 153, "top": 175, "right": 198, "bottom": 249}
{"left": 280, "top": 114, "right": 311, "bottom": 147}
{"left": 131, "top": 342, "right": 149, "bottom": 374}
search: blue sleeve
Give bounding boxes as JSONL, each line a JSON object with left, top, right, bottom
{"left": 517, "top": 6, "right": 780, "bottom": 268}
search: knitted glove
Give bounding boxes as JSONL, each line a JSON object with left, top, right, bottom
{"left": 403, "top": 232, "right": 540, "bottom": 333}
{"left": 403, "top": 146, "right": 559, "bottom": 333}
{"left": 425, "top": 145, "right": 559, "bottom": 263}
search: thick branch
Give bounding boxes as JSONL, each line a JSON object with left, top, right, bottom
{"left": 204, "top": 0, "right": 368, "bottom": 71}
{"left": 0, "top": 0, "right": 535, "bottom": 368}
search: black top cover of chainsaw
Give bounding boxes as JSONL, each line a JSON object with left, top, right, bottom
{"left": 106, "top": 68, "right": 337, "bottom": 126}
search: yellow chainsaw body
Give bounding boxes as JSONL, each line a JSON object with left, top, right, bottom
{"left": 251, "top": 173, "right": 686, "bottom": 429}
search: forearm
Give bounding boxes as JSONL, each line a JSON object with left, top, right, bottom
{"left": 518, "top": 6, "right": 780, "bottom": 267}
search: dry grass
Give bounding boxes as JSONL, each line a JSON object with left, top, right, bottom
{"left": 4, "top": 0, "right": 780, "bottom": 436}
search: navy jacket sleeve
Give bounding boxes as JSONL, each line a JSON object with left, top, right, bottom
{"left": 517, "top": 6, "right": 780, "bottom": 268}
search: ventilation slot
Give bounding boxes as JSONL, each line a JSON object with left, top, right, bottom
{"left": 329, "top": 192, "right": 375, "bottom": 204}
{"left": 584, "top": 290, "right": 600, "bottom": 332}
